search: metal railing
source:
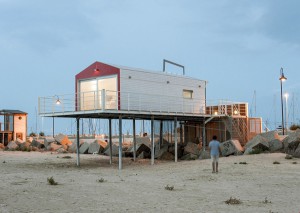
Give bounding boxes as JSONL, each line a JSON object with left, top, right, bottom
{"left": 38, "top": 90, "right": 246, "bottom": 117}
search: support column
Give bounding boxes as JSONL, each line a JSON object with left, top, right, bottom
{"left": 151, "top": 116, "right": 155, "bottom": 165}
{"left": 52, "top": 117, "right": 55, "bottom": 137}
{"left": 180, "top": 123, "right": 183, "bottom": 144}
{"left": 76, "top": 117, "right": 80, "bottom": 166}
{"left": 109, "top": 118, "right": 113, "bottom": 165}
{"left": 159, "top": 120, "right": 163, "bottom": 148}
{"left": 118, "top": 115, "right": 122, "bottom": 170}
{"left": 133, "top": 118, "right": 136, "bottom": 161}
{"left": 203, "top": 119, "right": 206, "bottom": 151}
{"left": 174, "top": 117, "right": 178, "bottom": 163}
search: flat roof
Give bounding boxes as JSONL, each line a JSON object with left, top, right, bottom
{"left": 0, "top": 109, "right": 27, "bottom": 115}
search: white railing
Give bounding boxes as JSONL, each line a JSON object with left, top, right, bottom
{"left": 38, "top": 90, "right": 245, "bottom": 116}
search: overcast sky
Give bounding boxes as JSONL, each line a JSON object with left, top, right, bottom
{"left": 1, "top": 0, "right": 300, "bottom": 134}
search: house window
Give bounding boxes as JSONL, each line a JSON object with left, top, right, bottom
{"left": 183, "top": 89, "right": 193, "bottom": 99}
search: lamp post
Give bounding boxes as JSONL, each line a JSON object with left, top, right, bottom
{"left": 279, "top": 68, "right": 287, "bottom": 135}
{"left": 284, "top": 93, "right": 289, "bottom": 132}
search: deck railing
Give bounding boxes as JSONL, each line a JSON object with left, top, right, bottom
{"left": 38, "top": 90, "right": 247, "bottom": 117}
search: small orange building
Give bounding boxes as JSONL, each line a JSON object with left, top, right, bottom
{"left": 0, "top": 109, "right": 27, "bottom": 146}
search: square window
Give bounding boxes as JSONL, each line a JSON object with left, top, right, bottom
{"left": 183, "top": 89, "right": 193, "bottom": 99}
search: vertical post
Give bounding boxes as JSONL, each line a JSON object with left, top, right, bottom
{"left": 151, "top": 116, "right": 155, "bottom": 165}
{"left": 203, "top": 119, "right": 206, "bottom": 151}
{"left": 174, "top": 117, "right": 178, "bottom": 163}
{"left": 159, "top": 120, "right": 163, "bottom": 148}
{"left": 76, "top": 117, "right": 80, "bottom": 166}
{"left": 109, "top": 118, "right": 113, "bottom": 165}
{"left": 101, "top": 89, "right": 106, "bottom": 110}
{"left": 118, "top": 115, "right": 122, "bottom": 170}
{"left": 133, "top": 118, "right": 136, "bottom": 161}
{"left": 52, "top": 117, "right": 54, "bottom": 138}
{"left": 180, "top": 123, "right": 183, "bottom": 144}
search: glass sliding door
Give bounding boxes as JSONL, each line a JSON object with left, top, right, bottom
{"left": 79, "top": 75, "right": 117, "bottom": 111}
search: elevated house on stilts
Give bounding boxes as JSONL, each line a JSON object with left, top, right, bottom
{"left": 38, "top": 61, "right": 261, "bottom": 169}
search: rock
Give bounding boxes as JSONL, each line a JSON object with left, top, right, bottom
{"left": 198, "top": 150, "right": 210, "bottom": 159}
{"left": 183, "top": 142, "right": 200, "bottom": 156}
{"left": 0, "top": 143, "right": 4, "bottom": 149}
{"left": 244, "top": 135, "right": 269, "bottom": 155}
{"left": 168, "top": 144, "right": 184, "bottom": 158}
{"left": 44, "top": 137, "right": 56, "bottom": 147}
{"left": 220, "top": 140, "right": 244, "bottom": 156}
{"left": 55, "top": 134, "right": 72, "bottom": 146}
{"left": 268, "top": 139, "right": 283, "bottom": 152}
{"left": 15, "top": 138, "right": 23, "bottom": 145}
{"left": 128, "top": 143, "right": 151, "bottom": 157}
{"left": 88, "top": 140, "right": 107, "bottom": 154}
{"left": 137, "top": 151, "right": 151, "bottom": 159}
{"left": 293, "top": 144, "right": 300, "bottom": 158}
{"left": 181, "top": 153, "right": 198, "bottom": 160}
{"left": 158, "top": 152, "right": 174, "bottom": 160}
{"left": 260, "top": 131, "right": 280, "bottom": 141}
{"left": 79, "top": 142, "right": 90, "bottom": 154}
{"left": 104, "top": 143, "right": 119, "bottom": 156}
{"left": 57, "top": 147, "right": 67, "bottom": 154}
{"left": 31, "top": 140, "right": 45, "bottom": 149}
{"left": 7, "top": 141, "right": 18, "bottom": 150}
{"left": 68, "top": 140, "right": 84, "bottom": 153}
{"left": 136, "top": 137, "right": 151, "bottom": 146}
{"left": 155, "top": 145, "right": 169, "bottom": 159}
{"left": 282, "top": 130, "right": 300, "bottom": 155}
{"left": 19, "top": 142, "right": 31, "bottom": 150}
{"left": 47, "top": 143, "right": 62, "bottom": 151}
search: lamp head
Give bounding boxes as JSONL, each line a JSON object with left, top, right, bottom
{"left": 54, "top": 95, "right": 61, "bottom": 105}
{"left": 279, "top": 67, "right": 287, "bottom": 81}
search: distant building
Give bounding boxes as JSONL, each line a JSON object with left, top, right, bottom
{"left": 0, "top": 109, "right": 27, "bottom": 145}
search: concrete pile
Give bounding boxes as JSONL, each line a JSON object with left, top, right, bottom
{"left": 244, "top": 131, "right": 283, "bottom": 154}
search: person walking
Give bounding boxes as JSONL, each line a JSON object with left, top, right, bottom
{"left": 208, "top": 135, "right": 222, "bottom": 173}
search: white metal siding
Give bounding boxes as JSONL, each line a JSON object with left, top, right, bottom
{"left": 120, "top": 68, "right": 206, "bottom": 113}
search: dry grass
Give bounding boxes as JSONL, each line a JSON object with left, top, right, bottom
{"left": 165, "top": 185, "right": 174, "bottom": 191}
{"left": 225, "top": 197, "right": 242, "bottom": 205}
{"left": 47, "top": 177, "right": 58, "bottom": 185}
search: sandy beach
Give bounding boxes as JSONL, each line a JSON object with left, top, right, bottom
{"left": 0, "top": 151, "right": 299, "bottom": 213}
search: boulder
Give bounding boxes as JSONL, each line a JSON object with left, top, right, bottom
{"left": 183, "top": 142, "right": 200, "bottom": 156}
{"left": 158, "top": 152, "right": 174, "bottom": 160}
{"left": 268, "top": 139, "right": 283, "bottom": 152}
{"left": 88, "top": 140, "right": 107, "bottom": 154}
{"left": 181, "top": 153, "right": 198, "bottom": 160}
{"left": 31, "top": 140, "right": 43, "bottom": 148}
{"left": 104, "top": 143, "right": 119, "bottom": 156}
{"left": 7, "top": 141, "right": 18, "bottom": 150}
{"left": 198, "top": 150, "right": 210, "bottom": 160}
{"left": 79, "top": 142, "right": 90, "bottom": 154}
{"left": 137, "top": 151, "right": 151, "bottom": 159}
{"left": 168, "top": 144, "right": 184, "bottom": 158}
{"left": 220, "top": 140, "right": 244, "bottom": 156}
{"left": 44, "top": 137, "right": 56, "bottom": 147}
{"left": 128, "top": 143, "right": 151, "bottom": 157}
{"left": 244, "top": 135, "right": 269, "bottom": 155}
{"left": 19, "top": 142, "right": 31, "bottom": 150}
{"left": 55, "top": 134, "right": 72, "bottom": 146}
{"left": 57, "top": 147, "right": 67, "bottom": 154}
{"left": 260, "top": 131, "right": 280, "bottom": 141}
{"left": 282, "top": 130, "right": 300, "bottom": 155}
{"left": 0, "top": 143, "right": 4, "bottom": 149}
{"left": 68, "top": 140, "right": 84, "bottom": 153}
{"left": 15, "top": 138, "right": 23, "bottom": 145}
{"left": 155, "top": 145, "right": 169, "bottom": 159}
{"left": 293, "top": 144, "right": 300, "bottom": 158}
{"left": 47, "top": 143, "right": 62, "bottom": 151}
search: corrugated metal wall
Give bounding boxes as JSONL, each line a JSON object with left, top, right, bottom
{"left": 120, "top": 68, "right": 206, "bottom": 113}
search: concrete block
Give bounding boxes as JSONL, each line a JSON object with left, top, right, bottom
{"left": 158, "top": 152, "right": 174, "bottom": 160}
{"left": 268, "top": 139, "right": 283, "bottom": 152}
{"left": 44, "top": 137, "right": 55, "bottom": 147}
{"left": 79, "top": 142, "right": 90, "bottom": 154}
{"left": 47, "top": 143, "right": 62, "bottom": 151}
{"left": 181, "top": 153, "right": 198, "bottom": 160}
{"left": 88, "top": 140, "right": 107, "bottom": 154}
{"left": 104, "top": 143, "right": 119, "bottom": 156}
{"left": 7, "top": 141, "right": 18, "bottom": 150}
{"left": 220, "top": 140, "right": 243, "bottom": 156}
{"left": 183, "top": 142, "right": 200, "bottom": 156}
{"left": 293, "top": 144, "right": 300, "bottom": 158}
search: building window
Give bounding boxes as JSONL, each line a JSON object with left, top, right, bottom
{"left": 183, "top": 89, "right": 193, "bottom": 99}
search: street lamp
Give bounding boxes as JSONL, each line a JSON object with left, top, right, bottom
{"left": 279, "top": 68, "right": 287, "bottom": 135}
{"left": 284, "top": 93, "right": 289, "bottom": 132}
